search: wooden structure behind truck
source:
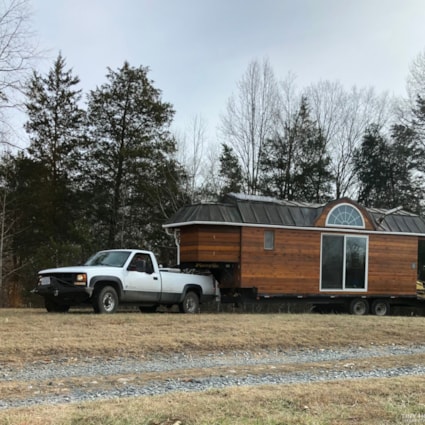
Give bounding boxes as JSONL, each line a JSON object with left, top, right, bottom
{"left": 163, "top": 194, "right": 425, "bottom": 315}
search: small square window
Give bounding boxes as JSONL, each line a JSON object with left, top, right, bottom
{"left": 264, "top": 230, "right": 275, "bottom": 250}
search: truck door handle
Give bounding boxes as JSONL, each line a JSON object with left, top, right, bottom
{"left": 153, "top": 276, "right": 158, "bottom": 280}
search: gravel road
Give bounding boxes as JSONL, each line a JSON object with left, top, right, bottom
{"left": 1, "top": 344, "right": 425, "bottom": 410}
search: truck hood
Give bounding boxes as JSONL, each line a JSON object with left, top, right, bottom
{"left": 39, "top": 266, "right": 122, "bottom": 275}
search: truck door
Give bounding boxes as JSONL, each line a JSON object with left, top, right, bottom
{"left": 124, "top": 253, "right": 161, "bottom": 302}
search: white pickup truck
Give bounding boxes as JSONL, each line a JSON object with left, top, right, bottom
{"left": 34, "top": 249, "right": 218, "bottom": 314}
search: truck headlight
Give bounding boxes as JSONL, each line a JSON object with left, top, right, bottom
{"left": 74, "top": 273, "right": 87, "bottom": 286}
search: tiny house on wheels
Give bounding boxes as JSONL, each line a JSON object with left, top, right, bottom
{"left": 163, "top": 193, "right": 425, "bottom": 315}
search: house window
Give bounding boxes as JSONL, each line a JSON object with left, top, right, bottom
{"left": 321, "top": 234, "right": 368, "bottom": 291}
{"left": 264, "top": 230, "right": 275, "bottom": 250}
{"left": 326, "top": 204, "right": 364, "bottom": 228}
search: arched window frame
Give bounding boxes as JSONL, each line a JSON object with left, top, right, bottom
{"left": 326, "top": 203, "right": 365, "bottom": 229}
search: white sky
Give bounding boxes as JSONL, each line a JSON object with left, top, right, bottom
{"left": 31, "top": 0, "right": 425, "bottom": 145}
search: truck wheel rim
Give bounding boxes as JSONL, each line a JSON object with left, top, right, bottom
{"left": 185, "top": 297, "right": 196, "bottom": 312}
{"left": 103, "top": 293, "right": 115, "bottom": 312}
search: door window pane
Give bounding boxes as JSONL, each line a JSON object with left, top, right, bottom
{"left": 345, "top": 237, "right": 366, "bottom": 289}
{"left": 321, "top": 235, "right": 344, "bottom": 289}
{"left": 321, "top": 234, "right": 367, "bottom": 291}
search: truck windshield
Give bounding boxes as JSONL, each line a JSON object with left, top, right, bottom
{"left": 84, "top": 251, "right": 131, "bottom": 267}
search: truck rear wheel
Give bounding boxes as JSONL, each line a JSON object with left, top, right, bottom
{"left": 371, "top": 299, "right": 390, "bottom": 316}
{"left": 349, "top": 298, "right": 369, "bottom": 315}
{"left": 179, "top": 291, "right": 199, "bottom": 314}
{"left": 93, "top": 286, "right": 118, "bottom": 314}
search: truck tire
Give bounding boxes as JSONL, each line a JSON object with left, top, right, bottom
{"left": 179, "top": 291, "right": 200, "bottom": 314}
{"left": 371, "top": 299, "right": 390, "bottom": 316}
{"left": 93, "top": 286, "right": 118, "bottom": 314}
{"left": 45, "top": 298, "right": 70, "bottom": 313}
{"left": 349, "top": 298, "right": 369, "bottom": 315}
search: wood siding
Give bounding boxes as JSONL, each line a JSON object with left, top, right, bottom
{"left": 240, "top": 227, "right": 321, "bottom": 294}
{"left": 180, "top": 225, "right": 241, "bottom": 263}
{"left": 367, "top": 234, "right": 417, "bottom": 295}
{"left": 239, "top": 227, "right": 418, "bottom": 296}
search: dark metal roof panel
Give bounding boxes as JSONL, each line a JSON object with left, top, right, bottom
{"left": 164, "top": 203, "right": 242, "bottom": 225}
{"left": 165, "top": 195, "right": 425, "bottom": 235}
{"left": 369, "top": 212, "right": 425, "bottom": 233}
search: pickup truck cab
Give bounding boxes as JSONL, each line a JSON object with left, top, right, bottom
{"left": 34, "top": 249, "right": 218, "bottom": 314}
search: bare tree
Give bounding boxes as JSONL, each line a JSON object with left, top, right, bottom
{"left": 0, "top": 0, "right": 37, "bottom": 100}
{"left": 0, "top": 0, "right": 38, "bottom": 147}
{"left": 220, "top": 58, "right": 281, "bottom": 194}
{"left": 176, "top": 115, "right": 208, "bottom": 201}
{"left": 407, "top": 48, "right": 425, "bottom": 103}
{"left": 306, "top": 81, "right": 392, "bottom": 198}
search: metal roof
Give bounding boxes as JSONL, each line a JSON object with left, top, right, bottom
{"left": 164, "top": 193, "right": 425, "bottom": 235}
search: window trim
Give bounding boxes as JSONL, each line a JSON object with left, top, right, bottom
{"left": 264, "top": 230, "right": 275, "bottom": 250}
{"left": 320, "top": 233, "right": 369, "bottom": 292}
{"left": 326, "top": 203, "right": 365, "bottom": 229}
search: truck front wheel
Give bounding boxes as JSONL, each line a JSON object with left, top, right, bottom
{"left": 179, "top": 291, "right": 200, "bottom": 314}
{"left": 93, "top": 286, "right": 118, "bottom": 314}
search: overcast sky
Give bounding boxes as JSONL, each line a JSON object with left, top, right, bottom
{"left": 31, "top": 0, "right": 425, "bottom": 144}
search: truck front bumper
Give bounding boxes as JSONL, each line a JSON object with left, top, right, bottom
{"left": 33, "top": 279, "right": 93, "bottom": 305}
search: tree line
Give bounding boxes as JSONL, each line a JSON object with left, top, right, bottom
{"left": 0, "top": 55, "right": 189, "bottom": 305}
{"left": 0, "top": 1, "right": 424, "bottom": 306}
{"left": 213, "top": 59, "right": 425, "bottom": 213}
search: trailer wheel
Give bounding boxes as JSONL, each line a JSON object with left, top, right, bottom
{"left": 371, "top": 299, "right": 390, "bottom": 316}
{"left": 349, "top": 298, "right": 369, "bottom": 315}
{"left": 93, "top": 286, "right": 118, "bottom": 314}
{"left": 179, "top": 291, "right": 199, "bottom": 314}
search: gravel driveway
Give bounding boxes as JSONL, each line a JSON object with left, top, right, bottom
{"left": 1, "top": 344, "right": 425, "bottom": 409}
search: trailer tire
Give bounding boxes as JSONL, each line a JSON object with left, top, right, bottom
{"left": 93, "top": 286, "right": 118, "bottom": 314}
{"left": 371, "top": 299, "right": 390, "bottom": 316}
{"left": 349, "top": 298, "right": 369, "bottom": 315}
{"left": 179, "top": 291, "right": 199, "bottom": 314}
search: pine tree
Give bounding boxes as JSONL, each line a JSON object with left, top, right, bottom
{"left": 219, "top": 144, "right": 243, "bottom": 196}
{"left": 23, "top": 53, "right": 86, "bottom": 249}
{"left": 260, "top": 96, "right": 332, "bottom": 202}
{"left": 353, "top": 124, "right": 422, "bottom": 211}
{"left": 86, "top": 62, "right": 182, "bottom": 253}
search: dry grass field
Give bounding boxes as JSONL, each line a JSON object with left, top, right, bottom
{"left": 0, "top": 309, "right": 425, "bottom": 424}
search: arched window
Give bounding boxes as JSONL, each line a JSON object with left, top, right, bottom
{"left": 326, "top": 204, "right": 364, "bottom": 228}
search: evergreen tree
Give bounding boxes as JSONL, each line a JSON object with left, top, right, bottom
{"left": 260, "top": 96, "right": 332, "bottom": 202}
{"left": 219, "top": 144, "right": 243, "bottom": 195}
{"left": 23, "top": 53, "right": 86, "bottom": 257}
{"left": 86, "top": 62, "right": 183, "bottom": 256}
{"left": 353, "top": 124, "right": 422, "bottom": 211}
{"left": 25, "top": 53, "right": 86, "bottom": 182}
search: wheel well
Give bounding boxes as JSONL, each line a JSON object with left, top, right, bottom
{"left": 183, "top": 285, "right": 202, "bottom": 300}
{"left": 92, "top": 281, "right": 122, "bottom": 300}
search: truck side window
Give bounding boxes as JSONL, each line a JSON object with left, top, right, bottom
{"left": 145, "top": 256, "right": 154, "bottom": 274}
{"left": 129, "top": 254, "right": 154, "bottom": 273}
